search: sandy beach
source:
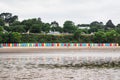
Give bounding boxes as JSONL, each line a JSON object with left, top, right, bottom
{"left": 0, "top": 46, "right": 120, "bottom": 53}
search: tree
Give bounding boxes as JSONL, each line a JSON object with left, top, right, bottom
{"left": 74, "top": 29, "right": 82, "bottom": 41}
{"left": 89, "top": 26, "right": 98, "bottom": 33}
{"left": 0, "top": 13, "right": 18, "bottom": 26}
{"left": 94, "top": 31, "right": 106, "bottom": 43}
{"left": 0, "top": 26, "right": 3, "bottom": 32}
{"left": 10, "top": 25, "right": 26, "bottom": 33}
{"left": 21, "top": 18, "right": 42, "bottom": 32}
{"left": 90, "top": 21, "right": 104, "bottom": 28}
{"left": 51, "top": 26, "right": 63, "bottom": 33}
{"left": 3, "top": 26, "right": 10, "bottom": 32}
{"left": 89, "top": 21, "right": 104, "bottom": 33}
{"left": 30, "top": 24, "right": 42, "bottom": 33}
{"left": 115, "top": 24, "right": 120, "bottom": 34}
{"left": 10, "top": 15, "right": 18, "bottom": 22}
{"left": 42, "top": 23, "right": 50, "bottom": 33}
{"left": 81, "top": 29, "right": 89, "bottom": 34}
{"left": 0, "top": 13, "right": 12, "bottom": 22}
{"left": 63, "top": 21, "right": 77, "bottom": 33}
{"left": 55, "top": 26, "right": 63, "bottom": 33}
{"left": 1, "top": 32, "right": 9, "bottom": 43}
{"left": 9, "top": 32, "right": 22, "bottom": 43}
{"left": 10, "top": 21, "right": 21, "bottom": 26}
{"left": 0, "top": 32, "right": 3, "bottom": 43}
{"left": 0, "top": 19, "right": 4, "bottom": 26}
{"left": 105, "top": 20, "right": 115, "bottom": 30}
{"left": 105, "top": 30, "right": 119, "bottom": 42}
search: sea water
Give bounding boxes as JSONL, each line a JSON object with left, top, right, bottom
{"left": 0, "top": 51, "right": 120, "bottom": 80}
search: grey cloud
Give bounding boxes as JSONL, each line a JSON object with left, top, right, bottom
{"left": 0, "top": 0, "right": 120, "bottom": 25}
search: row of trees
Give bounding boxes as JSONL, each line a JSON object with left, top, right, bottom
{"left": 0, "top": 30, "right": 120, "bottom": 44}
{"left": 1, "top": 13, "right": 120, "bottom": 34}
{"left": 74, "top": 29, "right": 120, "bottom": 43}
{"left": 0, "top": 12, "right": 120, "bottom": 44}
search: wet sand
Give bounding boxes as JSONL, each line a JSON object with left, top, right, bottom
{"left": 0, "top": 47, "right": 120, "bottom": 53}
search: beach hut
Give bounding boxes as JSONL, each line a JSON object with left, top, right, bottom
{"left": 42, "top": 43, "right": 45, "bottom": 47}
{"left": 82, "top": 43, "right": 87, "bottom": 47}
{"left": 57, "top": 43, "right": 60, "bottom": 47}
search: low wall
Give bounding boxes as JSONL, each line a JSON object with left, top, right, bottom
{"left": 0, "top": 43, "right": 119, "bottom": 48}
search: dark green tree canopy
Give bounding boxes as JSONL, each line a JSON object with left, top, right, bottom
{"left": 0, "top": 19, "right": 4, "bottom": 26}
{"left": 42, "top": 23, "right": 51, "bottom": 33}
{"left": 0, "top": 12, "right": 18, "bottom": 25}
{"left": 0, "top": 26, "right": 4, "bottom": 32}
{"left": 90, "top": 21, "right": 103, "bottom": 28}
{"left": 89, "top": 21, "right": 104, "bottom": 33}
{"left": 63, "top": 20, "right": 77, "bottom": 33}
{"left": 21, "top": 18, "right": 42, "bottom": 32}
{"left": 94, "top": 31, "right": 106, "bottom": 43}
{"left": 105, "top": 20, "right": 115, "bottom": 29}
{"left": 74, "top": 29, "right": 82, "bottom": 41}
{"left": 9, "top": 25, "right": 26, "bottom": 33}
{"left": 30, "top": 24, "right": 42, "bottom": 33}
{"left": 9, "top": 32, "right": 22, "bottom": 43}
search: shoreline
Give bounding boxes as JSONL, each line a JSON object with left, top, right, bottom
{"left": 0, "top": 46, "right": 120, "bottom": 53}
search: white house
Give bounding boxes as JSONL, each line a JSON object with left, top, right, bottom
{"left": 48, "top": 31, "right": 60, "bottom": 35}
{"left": 78, "top": 26, "right": 90, "bottom": 29}
{"left": 77, "top": 24, "right": 90, "bottom": 29}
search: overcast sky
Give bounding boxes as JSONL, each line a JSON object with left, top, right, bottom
{"left": 0, "top": 0, "right": 120, "bottom": 26}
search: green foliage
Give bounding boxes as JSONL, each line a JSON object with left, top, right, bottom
{"left": 42, "top": 23, "right": 50, "bottom": 33}
{"left": 3, "top": 26, "right": 10, "bottom": 32}
{"left": 63, "top": 21, "right": 77, "bottom": 33}
{"left": 1, "top": 12, "right": 120, "bottom": 44}
{"left": 90, "top": 21, "right": 104, "bottom": 29}
{"left": 105, "top": 20, "right": 115, "bottom": 30}
{"left": 21, "top": 34, "right": 38, "bottom": 43}
{"left": 9, "top": 32, "right": 22, "bottom": 43}
{"left": 0, "top": 13, "right": 18, "bottom": 25}
{"left": 0, "top": 32, "right": 3, "bottom": 43}
{"left": 0, "top": 32, "right": 22, "bottom": 43}
{"left": 21, "top": 34, "right": 74, "bottom": 43}
{"left": 0, "top": 26, "right": 3, "bottom": 32}
{"left": 94, "top": 31, "right": 106, "bottom": 43}
{"left": 9, "top": 25, "right": 26, "bottom": 33}
{"left": 89, "top": 21, "right": 104, "bottom": 33}
{"left": 0, "top": 32, "right": 9, "bottom": 43}
{"left": 30, "top": 24, "right": 42, "bottom": 33}
{"left": 74, "top": 29, "right": 82, "bottom": 41}
{"left": 93, "top": 30, "right": 119, "bottom": 43}
{"left": 105, "top": 30, "right": 119, "bottom": 43}
{"left": 81, "top": 29, "right": 89, "bottom": 34}
{"left": 89, "top": 26, "right": 98, "bottom": 33}
{"left": 80, "top": 35, "right": 94, "bottom": 43}
{"left": 0, "top": 32, "right": 119, "bottom": 44}
{"left": 115, "top": 24, "right": 120, "bottom": 34}
{"left": 21, "top": 18, "right": 42, "bottom": 32}
{"left": 51, "top": 26, "right": 63, "bottom": 33}
{"left": 10, "top": 21, "right": 21, "bottom": 26}
{"left": 0, "top": 19, "right": 4, "bottom": 26}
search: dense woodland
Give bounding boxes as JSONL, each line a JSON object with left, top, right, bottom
{"left": 0, "top": 12, "right": 120, "bottom": 44}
